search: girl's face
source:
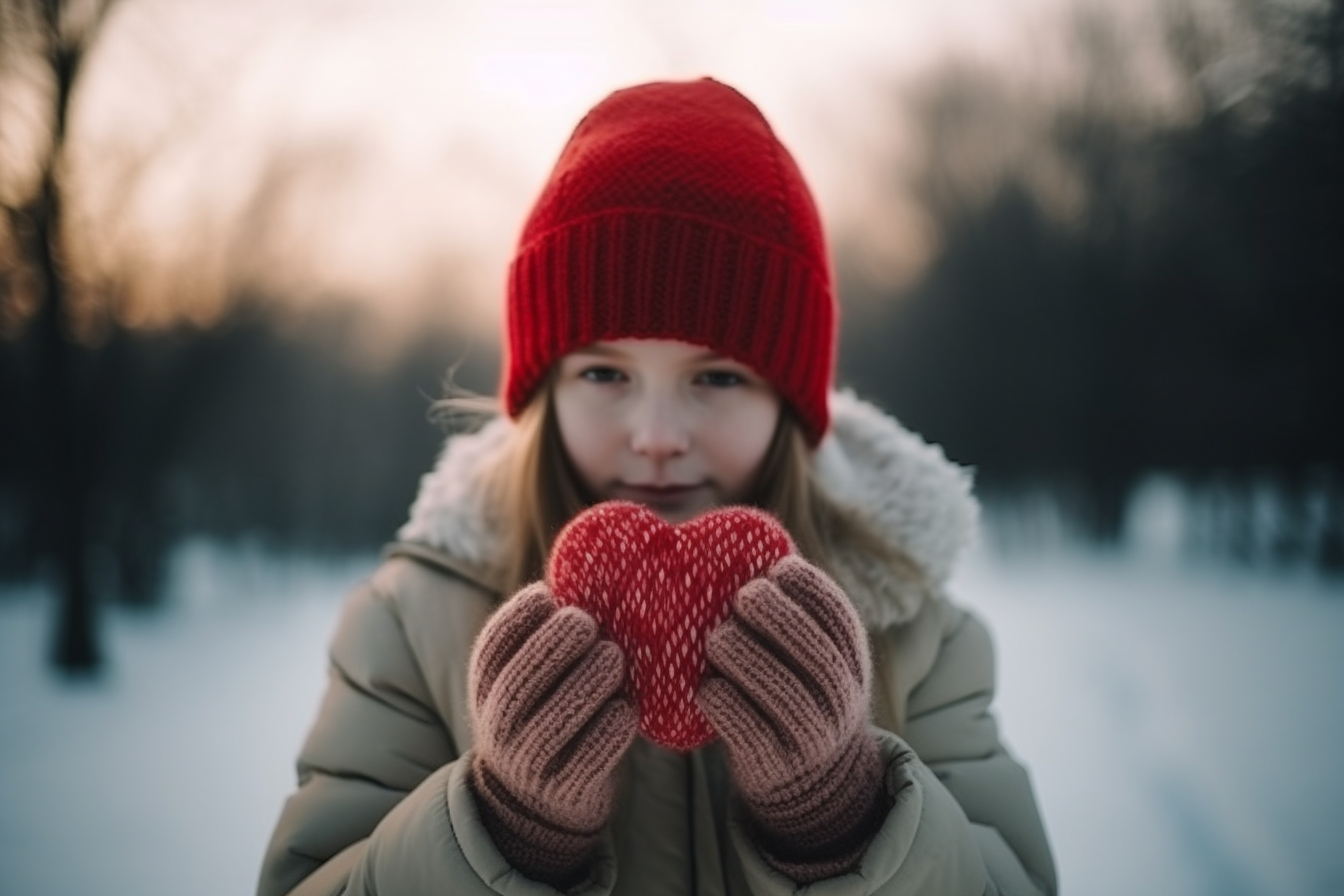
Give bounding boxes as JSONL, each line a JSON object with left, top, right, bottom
{"left": 553, "top": 339, "right": 782, "bottom": 523}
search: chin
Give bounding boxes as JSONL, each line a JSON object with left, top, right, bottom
{"left": 605, "top": 484, "right": 720, "bottom": 523}
{"left": 654, "top": 506, "right": 702, "bottom": 524}
{"left": 645, "top": 496, "right": 719, "bottom": 524}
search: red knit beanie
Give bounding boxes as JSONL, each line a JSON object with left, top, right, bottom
{"left": 503, "top": 78, "right": 836, "bottom": 443}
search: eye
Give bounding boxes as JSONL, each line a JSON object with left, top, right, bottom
{"left": 694, "top": 369, "right": 748, "bottom": 388}
{"left": 579, "top": 365, "right": 627, "bottom": 384}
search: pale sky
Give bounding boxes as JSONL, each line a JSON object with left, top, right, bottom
{"left": 54, "top": 0, "right": 1153, "bottom": 352}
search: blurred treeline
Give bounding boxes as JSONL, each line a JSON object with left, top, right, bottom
{"left": 845, "top": 0, "right": 1344, "bottom": 569}
{"left": 0, "top": 0, "right": 495, "bottom": 672}
{"left": 0, "top": 301, "right": 494, "bottom": 600}
{"left": 1, "top": 0, "right": 1341, "bottom": 674}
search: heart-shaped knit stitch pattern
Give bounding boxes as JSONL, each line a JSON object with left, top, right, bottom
{"left": 547, "top": 501, "right": 795, "bottom": 752}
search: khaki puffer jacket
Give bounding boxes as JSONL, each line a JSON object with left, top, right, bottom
{"left": 257, "top": 392, "right": 1057, "bottom": 896}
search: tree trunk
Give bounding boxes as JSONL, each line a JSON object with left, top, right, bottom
{"left": 34, "top": 4, "right": 103, "bottom": 673}
{"left": 28, "top": 183, "right": 100, "bottom": 673}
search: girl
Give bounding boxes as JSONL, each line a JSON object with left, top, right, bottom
{"left": 257, "top": 78, "right": 1056, "bottom": 896}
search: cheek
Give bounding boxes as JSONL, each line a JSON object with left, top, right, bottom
{"left": 711, "top": 397, "right": 780, "bottom": 487}
{"left": 554, "top": 392, "right": 615, "bottom": 481}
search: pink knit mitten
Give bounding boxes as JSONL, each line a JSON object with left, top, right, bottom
{"left": 468, "top": 583, "right": 638, "bottom": 889}
{"left": 696, "top": 555, "right": 889, "bottom": 882}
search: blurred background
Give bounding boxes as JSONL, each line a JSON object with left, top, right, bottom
{"left": 1, "top": 0, "right": 1341, "bottom": 894}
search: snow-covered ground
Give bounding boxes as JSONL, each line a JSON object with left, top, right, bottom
{"left": 952, "top": 548, "right": 1344, "bottom": 896}
{"left": 1, "top": 537, "right": 1342, "bottom": 896}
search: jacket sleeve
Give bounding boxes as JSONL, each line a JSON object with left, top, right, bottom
{"left": 726, "top": 601, "right": 1056, "bottom": 896}
{"left": 902, "top": 605, "right": 1056, "bottom": 895}
{"left": 258, "top": 562, "right": 580, "bottom": 896}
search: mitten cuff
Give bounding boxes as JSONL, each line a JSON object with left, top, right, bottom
{"left": 470, "top": 758, "right": 602, "bottom": 891}
{"left": 745, "top": 730, "right": 891, "bottom": 883}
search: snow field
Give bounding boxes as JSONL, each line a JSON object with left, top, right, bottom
{"left": 2, "top": 539, "right": 1342, "bottom": 896}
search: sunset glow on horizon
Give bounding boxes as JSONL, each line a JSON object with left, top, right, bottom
{"left": 25, "top": 0, "right": 1176, "bottom": 355}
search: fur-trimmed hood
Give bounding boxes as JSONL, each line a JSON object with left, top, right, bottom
{"left": 396, "top": 390, "right": 978, "bottom": 628}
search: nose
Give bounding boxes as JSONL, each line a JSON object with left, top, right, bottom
{"left": 629, "top": 391, "right": 691, "bottom": 459}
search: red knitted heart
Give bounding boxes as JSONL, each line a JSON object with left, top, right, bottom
{"left": 547, "top": 501, "right": 795, "bottom": 752}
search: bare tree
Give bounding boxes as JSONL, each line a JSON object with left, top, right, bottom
{"left": 1, "top": 0, "right": 118, "bottom": 672}
{"left": 849, "top": 0, "right": 1344, "bottom": 563}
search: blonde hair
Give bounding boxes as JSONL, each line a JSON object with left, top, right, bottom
{"left": 437, "top": 378, "right": 925, "bottom": 598}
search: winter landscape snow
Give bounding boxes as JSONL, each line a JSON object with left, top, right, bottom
{"left": 2, "top": 537, "right": 1342, "bottom": 896}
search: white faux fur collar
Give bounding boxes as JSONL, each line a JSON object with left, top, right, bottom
{"left": 396, "top": 390, "right": 978, "bottom": 627}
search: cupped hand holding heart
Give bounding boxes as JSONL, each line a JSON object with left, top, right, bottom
{"left": 546, "top": 500, "right": 795, "bottom": 752}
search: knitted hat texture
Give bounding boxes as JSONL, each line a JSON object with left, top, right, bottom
{"left": 504, "top": 78, "right": 836, "bottom": 443}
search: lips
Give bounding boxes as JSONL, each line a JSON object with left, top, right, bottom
{"left": 621, "top": 482, "right": 697, "bottom": 494}
{"left": 613, "top": 483, "right": 707, "bottom": 515}
{"left": 617, "top": 483, "right": 698, "bottom": 497}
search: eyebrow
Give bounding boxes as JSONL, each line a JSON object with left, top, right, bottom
{"left": 569, "top": 345, "right": 624, "bottom": 358}
{"left": 571, "top": 344, "right": 733, "bottom": 363}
